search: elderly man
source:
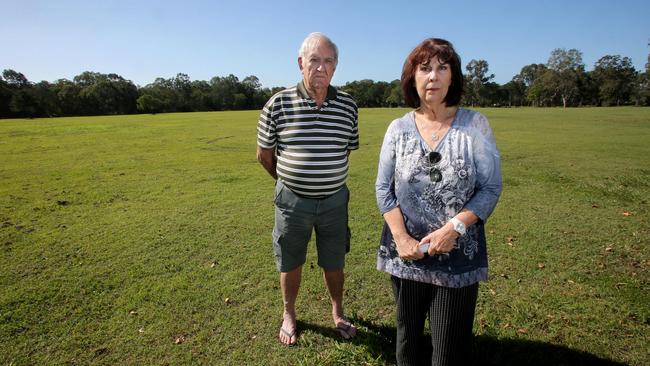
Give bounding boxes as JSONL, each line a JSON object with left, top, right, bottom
{"left": 256, "top": 32, "right": 359, "bottom": 346}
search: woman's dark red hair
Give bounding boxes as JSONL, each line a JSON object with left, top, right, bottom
{"left": 401, "top": 38, "right": 464, "bottom": 107}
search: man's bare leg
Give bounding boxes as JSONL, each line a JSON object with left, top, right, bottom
{"left": 279, "top": 266, "right": 302, "bottom": 345}
{"left": 323, "top": 269, "right": 357, "bottom": 339}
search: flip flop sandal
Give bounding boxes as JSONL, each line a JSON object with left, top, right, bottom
{"left": 336, "top": 322, "right": 356, "bottom": 340}
{"left": 279, "top": 326, "right": 297, "bottom": 346}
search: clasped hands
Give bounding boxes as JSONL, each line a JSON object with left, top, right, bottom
{"left": 394, "top": 222, "right": 459, "bottom": 261}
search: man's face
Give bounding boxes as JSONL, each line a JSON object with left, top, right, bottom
{"left": 299, "top": 39, "right": 337, "bottom": 92}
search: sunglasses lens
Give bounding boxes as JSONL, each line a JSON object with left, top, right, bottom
{"left": 430, "top": 169, "right": 442, "bottom": 182}
{"left": 428, "top": 152, "right": 442, "bottom": 164}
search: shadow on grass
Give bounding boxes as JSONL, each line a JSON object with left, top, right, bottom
{"left": 471, "top": 336, "right": 628, "bottom": 366}
{"left": 299, "top": 318, "right": 627, "bottom": 366}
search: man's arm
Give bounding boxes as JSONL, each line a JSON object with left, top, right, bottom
{"left": 256, "top": 146, "right": 277, "bottom": 180}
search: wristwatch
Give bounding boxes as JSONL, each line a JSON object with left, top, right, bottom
{"left": 450, "top": 217, "right": 466, "bottom": 236}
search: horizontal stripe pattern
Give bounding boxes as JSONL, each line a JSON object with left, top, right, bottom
{"left": 257, "top": 82, "right": 359, "bottom": 197}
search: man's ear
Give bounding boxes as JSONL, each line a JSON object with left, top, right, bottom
{"left": 298, "top": 57, "right": 304, "bottom": 71}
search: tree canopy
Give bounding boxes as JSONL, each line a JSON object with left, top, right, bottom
{"left": 1, "top": 45, "right": 649, "bottom": 118}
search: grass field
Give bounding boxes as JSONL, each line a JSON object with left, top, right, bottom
{"left": 1, "top": 107, "right": 648, "bottom": 365}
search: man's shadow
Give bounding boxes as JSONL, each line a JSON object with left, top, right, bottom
{"left": 298, "top": 318, "right": 628, "bottom": 366}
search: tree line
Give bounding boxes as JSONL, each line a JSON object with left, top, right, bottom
{"left": 2, "top": 47, "right": 649, "bottom": 118}
{"left": 0, "top": 71, "right": 283, "bottom": 118}
{"left": 341, "top": 48, "right": 650, "bottom": 108}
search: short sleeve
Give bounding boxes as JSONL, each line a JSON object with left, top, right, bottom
{"left": 257, "top": 97, "right": 277, "bottom": 149}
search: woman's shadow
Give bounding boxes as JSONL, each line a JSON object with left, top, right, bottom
{"left": 300, "top": 318, "right": 628, "bottom": 366}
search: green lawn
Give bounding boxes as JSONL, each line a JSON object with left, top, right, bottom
{"left": 1, "top": 107, "right": 648, "bottom": 365}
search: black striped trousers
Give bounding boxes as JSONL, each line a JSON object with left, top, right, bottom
{"left": 391, "top": 276, "right": 479, "bottom": 366}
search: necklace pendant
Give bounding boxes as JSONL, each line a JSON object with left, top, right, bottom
{"left": 432, "top": 133, "right": 439, "bottom": 141}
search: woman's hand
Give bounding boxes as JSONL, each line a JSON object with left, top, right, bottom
{"left": 420, "top": 222, "right": 459, "bottom": 255}
{"left": 393, "top": 233, "right": 425, "bottom": 261}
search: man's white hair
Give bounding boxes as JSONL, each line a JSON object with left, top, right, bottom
{"left": 298, "top": 32, "right": 339, "bottom": 65}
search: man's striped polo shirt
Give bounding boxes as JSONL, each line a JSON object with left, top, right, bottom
{"left": 257, "top": 81, "right": 359, "bottom": 198}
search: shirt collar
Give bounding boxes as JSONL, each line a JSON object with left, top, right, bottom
{"left": 297, "top": 80, "right": 337, "bottom": 102}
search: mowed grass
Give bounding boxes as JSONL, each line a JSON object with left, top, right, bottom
{"left": 0, "top": 107, "right": 648, "bottom": 365}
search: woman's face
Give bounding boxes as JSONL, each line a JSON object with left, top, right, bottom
{"left": 414, "top": 56, "right": 452, "bottom": 106}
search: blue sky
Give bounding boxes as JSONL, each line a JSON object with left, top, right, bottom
{"left": 2, "top": 0, "right": 649, "bottom": 88}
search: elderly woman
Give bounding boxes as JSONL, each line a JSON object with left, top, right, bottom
{"left": 375, "top": 38, "right": 502, "bottom": 365}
